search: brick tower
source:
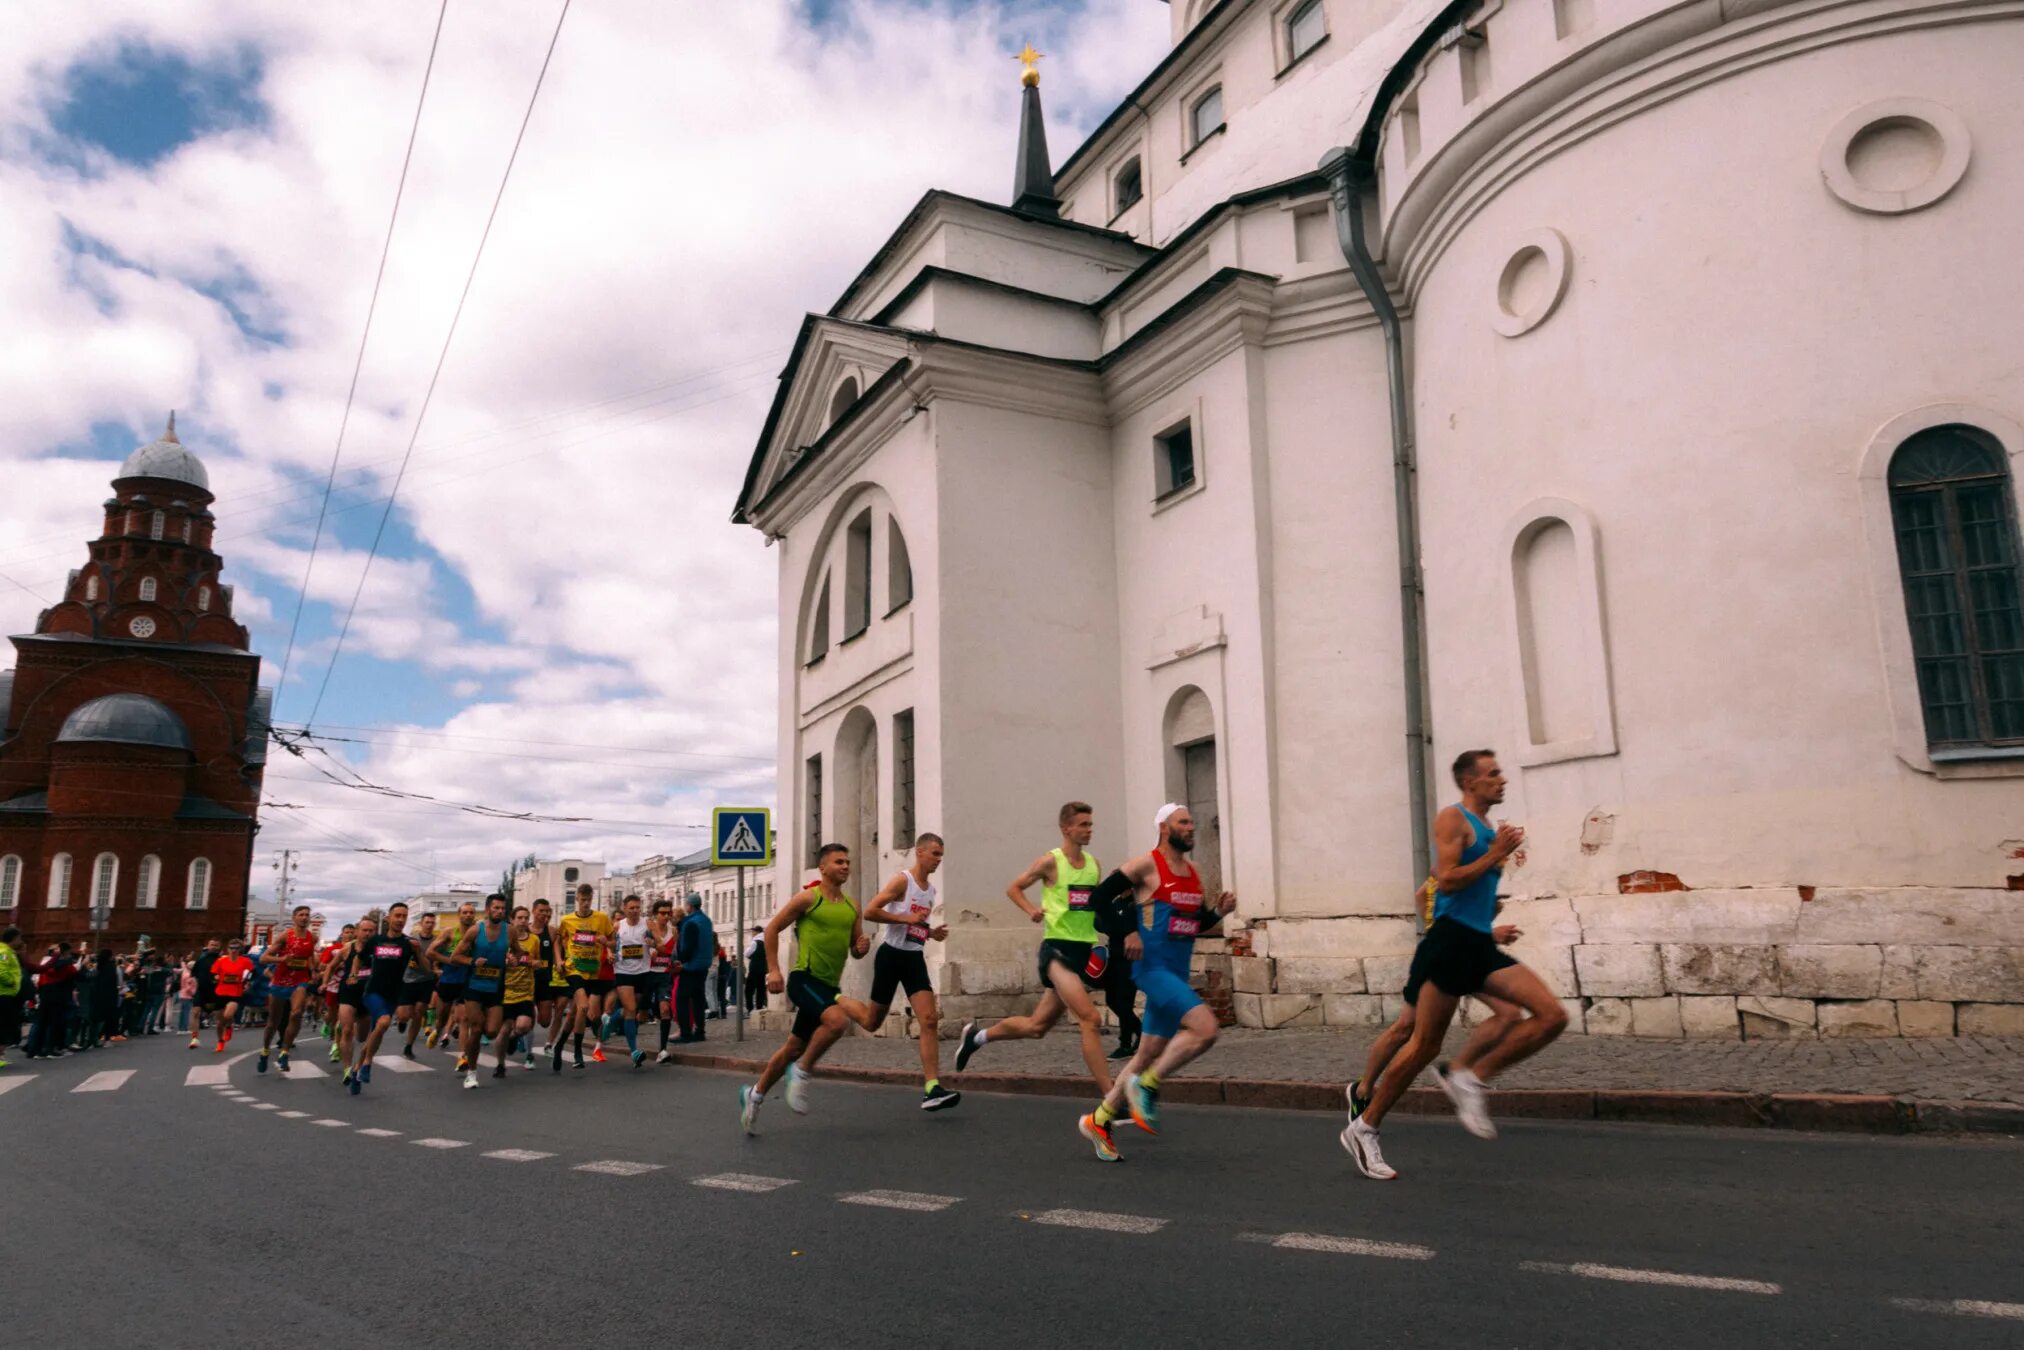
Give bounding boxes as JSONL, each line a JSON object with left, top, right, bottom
{"left": 0, "top": 416, "right": 268, "bottom": 952}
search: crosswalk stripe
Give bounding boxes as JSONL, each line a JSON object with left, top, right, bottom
{"left": 0, "top": 1075, "right": 38, "bottom": 1097}
{"left": 252, "top": 1102, "right": 281, "bottom": 1110}
{"left": 184, "top": 1051, "right": 256, "bottom": 1086}
{"left": 310, "top": 1118, "right": 348, "bottom": 1127}
{"left": 277, "top": 1110, "right": 311, "bottom": 1119}
{"left": 357, "top": 1128, "right": 402, "bottom": 1138}
{"left": 1520, "top": 1261, "right": 1780, "bottom": 1295}
{"left": 839, "top": 1189, "right": 960, "bottom": 1212}
{"left": 1891, "top": 1298, "right": 2024, "bottom": 1321}
{"left": 412, "top": 1137, "right": 469, "bottom": 1149}
{"left": 575, "top": 1160, "right": 662, "bottom": 1176}
{"left": 484, "top": 1149, "right": 556, "bottom": 1162}
{"left": 1243, "top": 1232, "right": 1436, "bottom": 1261}
{"left": 374, "top": 1055, "right": 434, "bottom": 1073}
{"left": 692, "top": 1172, "right": 797, "bottom": 1193}
{"left": 1029, "top": 1208, "right": 1166, "bottom": 1234}
{"left": 274, "top": 1060, "right": 327, "bottom": 1080}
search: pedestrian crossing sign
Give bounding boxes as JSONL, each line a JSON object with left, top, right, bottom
{"left": 712, "top": 807, "right": 772, "bottom": 866}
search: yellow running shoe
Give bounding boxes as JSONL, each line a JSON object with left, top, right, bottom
{"left": 1078, "top": 1113, "right": 1121, "bottom": 1163}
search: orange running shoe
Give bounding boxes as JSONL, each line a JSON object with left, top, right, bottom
{"left": 591, "top": 1045, "right": 607, "bottom": 1064}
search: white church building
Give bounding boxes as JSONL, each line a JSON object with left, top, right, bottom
{"left": 735, "top": 0, "right": 2023, "bottom": 1037}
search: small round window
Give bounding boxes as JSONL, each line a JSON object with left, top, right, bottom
{"left": 564, "top": 866, "right": 579, "bottom": 883}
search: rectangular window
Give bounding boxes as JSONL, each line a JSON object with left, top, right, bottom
{"left": 1113, "top": 157, "right": 1143, "bottom": 214}
{"left": 1155, "top": 422, "right": 1198, "bottom": 499}
{"left": 843, "top": 510, "right": 873, "bottom": 639}
{"left": 188, "top": 858, "right": 211, "bottom": 910}
{"left": 1287, "top": 0, "right": 1327, "bottom": 62}
{"left": 136, "top": 855, "right": 159, "bottom": 909}
{"left": 47, "top": 853, "right": 72, "bottom": 908}
{"left": 1459, "top": 33, "right": 1491, "bottom": 103}
{"left": 93, "top": 855, "right": 118, "bottom": 909}
{"left": 893, "top": 709, "right": 916, "bottom": 848}
{"left": 1399, "top": 93, "right": 1422, "bottom": 163}
{"left": 1190, "top": 87, "right": 1224, "bottom": 148}
{"left": 805, "top": 754, "right": 824, "bottom": 870}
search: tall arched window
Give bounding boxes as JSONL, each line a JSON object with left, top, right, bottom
{"left": 887, "top": 517, "right": 913, "bottom": 612}
{"left": 182, "top": 518, "right": 192, "bottom": 543}
{"left": 139, "top": 576, "right": 157, "bottom": 602}
{"left": 186, "top": 858, "right": 212, "bottom": 910}
{"left": 47, "top": 852, "right": 73, "bottom": 908}
{"left": 149, "top": 510, "right": 165, "bottom": 541}
{"left": 92, "top": 852, "right": 119, "bottom": 910}
{"left": 85, "top": 575, "right": 100, "bottom": 601}
{"left": 135, "top": 854, "right": 161, "bottom": 909}
{"left": 1888, "top": 425, "right": 2024, "bottom": 747}
{"left": 0, "top": 855, "right": 19, "bottom": 909}
{"left": 197, "top": 586, "right": 211, "bottom": 611}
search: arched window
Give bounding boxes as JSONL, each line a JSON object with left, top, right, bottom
{"left": 197, "top": 586, "right": 211, "bottom": 612}
{"left": 806, "top": 572, "right": 832, "bottom": 664}
{"left": 135, "top": 854, "right": 161, "bottom": 909}
{"left": 0, "top": 855, "right": 19, "bottom": 909}
{"left": 843, "top": 509, "right": 873, "bottom": 638}
{"left": 182, "top": 518, "right": 192, "bottom": 543}
{"left": 47, "top": 852, "right": 73, "bottom": 908}
{"left": 149, "top": 510, "right": 165, "bottom": 541}
{"left": 828, "top": 377, "right": 860, "bottom": 428}
{"left": 887, "top": 517, "right": 913, "bottom": 612}
{"left": 1888, "top": 425, "right": 2024, "bottom": 747}
{"left": 186, "top": 858, "right": 212, "bottom": 910}
{"left": 85, "top": 575, "right": 100, "bottom": 601}
{"left": 139, "top": 576, "right": 157, "bottom": 602}
{"left": 92, "top": 852, "right": 119, "bottom": 910}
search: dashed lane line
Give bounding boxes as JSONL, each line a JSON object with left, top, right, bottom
{"left": 74, "top": 1070, "right": 136, "bottom": 1092}
{"left": 277, "top": 1111, "right": 311, "bottom": 1119}
{"left": 310, "top": 1118, "right": 348, "bottom": 1127}
{"left": 1520, "top": 1262, "right": 1781, "bottom": 1295}
{"left": 1029, "top": 1209, "right": 1167, "bottom": 1235}
{"left": 185, "top": 1052, "right": 257, "bottom": 1086}
{"left": 839, "top": 1189, "right": 960, "bottom": 1212}
{"left": 1891, "top": 1299, "right": 2024, "bottom": 1321}
{"left": 575, "top": 1160, "right": 663, "bottom": 1176}
{"left": 251, "top": 1102, "right": 281, "bottom": 1111}
{"left": 270, "top": 1060, "right": 327, "bottom": 1080}
{"left": 484, "top": 1149, "right": 556, "bottom": 1162}
{"left": 0, "top": 1075, "right": 36, "bottom": 1097}
{"left": 373, "top": 1055, "right": 434, "bottom": 1074}
{"left": 357, "top": 1128, "right": 402, "bottom": 1138}
{"left": 1241, "top": 1232, "right": 1436, "bottom": 1261}
{"left": 692, "top": 1173, "right": 797, "bottom": 1193}
{"left": 412, "top": 1137, "right": 470, "bottom": 1150}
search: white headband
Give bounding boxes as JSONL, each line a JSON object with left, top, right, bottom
{"left": 1155, "top": 802, "right": 1186, "bottom": 834}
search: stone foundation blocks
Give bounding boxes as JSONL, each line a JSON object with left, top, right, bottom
{"left": 1894, "top": 1000, "right": 1955, "bottom": 1037}
{"left": 1583, "top": 997, "right": 1634, "bottom": 1035}
{"left": 1274, "top": 957, "right": 1366, "bottom": 995}
{"left": 1321, "top": 993, "right": 1386, "bottom": 1026}
{"left": 1910, "top": 946, "right": 2023, "bottom": 1003}
{"left": 1629, "top": 995, "right": 1684, "bottom": 1038}
{"left": 1678, "top": 995, "right": 1741, "bottom": 1039}
{"left": 1574, "top": 944, "right": 1664, "bottom": 998}
{"left": 1958, "top": 1002, "right": 2024, "bottom": 1036}
{"left": 1363, "top": 955, "right": 1411, "bottom": 998}
{"left": 1230, "top": 955, "right": 1273, "bottom": 996}
{"left": 1816, "top": 999, "right": 1900, "bottom": 1037}
{"left": 1661, "top": 944, "right": 1779, "bottom": 996}
{"left": 1738, "top": 995, "right": 1816, "bottom": 1038}
{"left": 1777, "top": 945, "right": 1884, "bottom": 999}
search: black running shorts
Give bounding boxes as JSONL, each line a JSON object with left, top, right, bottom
{"left": 1403, "top": 918, "right": 1515, "bottom": 1003}
{"left": 459, "top": 985, "right": 503, "bottom": 1010}
{"left": 1037, "top": 939, "right": 1099, "bottom": 989}
{"left": 786, "top": 969, "right": 840, "bottom": 1042}
{"left": 869, "top": 945, "right": 931, "bottom": 1007}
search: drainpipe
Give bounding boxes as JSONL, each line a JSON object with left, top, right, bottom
{"left": 1317, "top": 147, "right": 1432, "bottom": 896}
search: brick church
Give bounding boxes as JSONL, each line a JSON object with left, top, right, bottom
{"left": 0, "top": 416, "right": 268, "bottom": 951}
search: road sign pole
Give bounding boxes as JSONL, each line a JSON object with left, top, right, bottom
{"left": 735, "top": 868, "right": 745, "bottom": 1043}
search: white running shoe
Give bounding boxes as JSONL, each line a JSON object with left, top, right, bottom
{"left": 654, "top": 1049, "right": 672, "bottom": 1064}
{"left": 462, "top": 1069, "right": 479, "bottom": 1090}
{"left": 1437, "top": 1065, "right": 1496, "bottom": 1140}
{"left": 1342, "top": 1119, "right": 1396, "bottom": 1180}
{"left": 785, "top": 1063, "right": 811, "bottom": 1114}
{"left": 738, "top": 1085, "right": 760, "bottom": 1135}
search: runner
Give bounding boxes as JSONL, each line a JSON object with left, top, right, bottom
{"left": 352, "top": 904, "right": 421, "bottom": 1094}
{"left": 861, "top": 832, "right": 959, "bottom": 1111}
{"left": 1077, "top": 805, "right": 1234, "bottom": 1163}
{"left": 737, "top": 843, "right": 872, "bottom": 1134}
{"left": 956, "top": 802, "right": 1113, "bottom": 1095}
{"left": 610, "top": 895, "right": 655, "bottom": 1068}
{"left": 333, "top": 915, "right": 376, "bottom": 1088}
{"left": 427, "top": 900, "right": 477, "bottom": 1053}
{"left": 206, "top": 938, "right": 257, "bottom": 1054}
{"left": 398, "top": 911, "right": 439, "bottom": 1059}
{"left": 258, "top": 905, "right": 319, "bottom": 1073}
{"left": 1342, "top": 750, "right": 1568, "bottom": 1181}
{"left": 1346, "top": 875, "right": 1524, "bottom": 1123}
{"left": 648, "top": 898, "right": 678, "bottom": 1062}
{"left": 554, "top": 884, "right": 612, "bottom": 1072}
{"left": 317, "top": 924, "right": 353, "bottom": 1055}
{"left": 531, "top": 899, "right": 569, "bottom": 1067}
{"left": 496, "top": 905, "right": 541, "bottom": 1077}
{"left": 454, "top": 894, "right": 512, "bottom": 1090}
{"left": 187, "top": 937, "right": 222, "bottom": 1049}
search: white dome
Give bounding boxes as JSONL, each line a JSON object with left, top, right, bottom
{"left": 118, "top": 414, "right": 209, "bottom": 491}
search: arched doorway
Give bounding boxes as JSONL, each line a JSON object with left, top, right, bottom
{"left": 1163, "top": 686, "right": 1222, "bottom": 898}
{"left": 833, "top": 705, "right": 879, "bottom": 999}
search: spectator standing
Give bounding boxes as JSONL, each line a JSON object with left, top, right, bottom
{"left": 674, "top": 895, "right": 715, "bottom": 1042}
{"left": 141, "top": 954, "right": 171, "bottom": 1035}
{"left": 0, "top": 926, "right": 23, "bottom": 1066}
{"left": 714, "top": 942, "right": 734, "bottom": 1018}
{"left": 744, "top": 928, "right": 767, "bottom": 1013}
{"left": 86, "top": 948, "right": 120, "bottom": 1047}
{"left": 25, "top": 944, "right": 78, "bottom": 1058}
{"left": 176, "top": 955, "right": 197, "bottom": 1032}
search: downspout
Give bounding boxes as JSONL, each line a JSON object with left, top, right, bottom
{"left": 1317, "top": 147, "right": 1432, "bottom": 896}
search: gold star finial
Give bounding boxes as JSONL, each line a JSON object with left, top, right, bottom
{"left": 1016, "top": 44, "right": 1042, "bottom": 87}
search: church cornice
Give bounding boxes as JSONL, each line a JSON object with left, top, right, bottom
{"left": 1101, "top": 268, "right": 1276, "bottom": 420}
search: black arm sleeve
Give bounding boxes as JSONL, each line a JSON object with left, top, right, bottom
{"left": 1089, "top": 870, "right": 1139, "bottom": 940}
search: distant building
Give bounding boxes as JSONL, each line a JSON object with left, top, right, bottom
{"left": 511, "top": 858, "right": 606, "bottom": 912}
{"left": 0, "top": 417, "right": 268, "bottom": 952}
{"left": 405, "top": 886, "right": 488, "bottom": 920}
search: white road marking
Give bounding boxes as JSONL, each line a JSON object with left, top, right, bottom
{"left": 1030, "top": 1209, "right": 1167, "bottom": 1235}
{"left": 275, "top": 1060, "right": 326, "bottom": 1079}
{"left": 411, "top": 1137, "right": 469, "bottom": 1149}
{"left": 483, "top": 1149, "right": 556, "bottom": 1163}
{"left": 0, "top": 1075, "right": 38, "bottom": 1097}
{"left": 1520, "top": 1262, "right": 1780, "bottom": 1295}
{"left": 73, "top": 1070, "right": 136, "bottom": 1093}
{"left": 374, "top": 1055, "right": 434, "bottom": 1073}
{"left": 1242, "top": 1232, "right": 1436, "bottom": 1260}
{"left": 277, "top": 1110, "right": 311, "bottom": 1119}
{"left": 310, "top": 1118, "right": 348, "bottom": 1127}
{"left": 251, "top": 1102, "right": 281, "bottom": 1110}
{"left": 183, "top": 1052, "right": 256, "bottom": 1087}
{"left": 219, "top": 1091, "right": 253, "bottom": 1100}
{"left": 356, "top": 1128, "right": 402, "bottom": 1138}
{"left": 692, "top": 1172, "right": 797, "bottom": 1193}
{"left": 1891, "top": 1298, "right": 2024, "bottom": 1321}
{"left": 839, "top": 1189, "right": 960, "bottom": 1212}
{"left": 575, "top": 1160, "right": 663, "bottom": 1176}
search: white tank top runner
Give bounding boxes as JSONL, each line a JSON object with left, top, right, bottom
{"left": 880, "top": 871, "right": 936, "bottom": 952}
{"left": 613, "top": 917, "right": 653, "bottom": 975}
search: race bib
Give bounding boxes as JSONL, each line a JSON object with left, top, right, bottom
{"left": 621, "top": 945, "right": 644, "bottom": 960}
{"left": 1067, "top": 885, "right": 1092, "bottom": 911}
{"left": 476, "top": 964, "right": 502, "bottom": 981}
{"left": 906, "top": 923, "right": 932, "bottom": 945}
{"left": 1166, "top": 914, "right": 1202, "bottom": 938}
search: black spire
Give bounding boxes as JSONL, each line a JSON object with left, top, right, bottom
{"left": 1011, "top": 47, "right": 1059, "bottom": 219}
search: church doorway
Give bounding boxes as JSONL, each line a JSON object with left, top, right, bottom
{"left": 1164, "top": 686, "right": 1222, "bottom": 898}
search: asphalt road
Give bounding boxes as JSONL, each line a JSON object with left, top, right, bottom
{"left": 6, "top": 1032, "right": 2021, "bottom": 1349}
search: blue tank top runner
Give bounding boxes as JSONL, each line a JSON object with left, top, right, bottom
{"left": 468, "top": 923, "right": 511, "bottom": 993}
{"left": 1433, "top": 806, "right": 1500, "bottom": 934}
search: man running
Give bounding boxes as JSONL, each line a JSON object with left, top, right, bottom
{"left": 648, "top": 898, "right": 678, "bottom": 1062}
{"left": 554, "top": 884, "right": 612, "bottom": 1071}
{"left": 316, "top": 925, "right": 352, "bottom": 1054}
{"left": 956, "top": 802, "right": 1112, "bottom": 1095}
{"left": 258, "top": 905, "right": 319, "bottom": 1073}
{"left": 496, "top": 905, "right": 541, "bottom": 1077}
{"left": 352, "top": 904, "right": 422, "bottom": 1094}
{"left": 188, "top": 937, "right": 222, "bottom": 1049}
{"left": 206, "top": 938, "right": 256, "bottom": 1054}
{"left": 738, "top": 843, "right": 871, "bottom": 1134}
{"left": 454, "top": 894, "right": 513, "bottom": 1090}
{"left": 531, "top": 899, "right": 569, "bottom": 1066}
{"left": 333, "top": 916, "right": 377, "bottom": 1087}
{"left": 1342, "top": 750, "right": 1568, "bottom": 1181}
{"left": 1078, "top": 805, "right": 1234, "bottom": 1162}
{"left": 611, "top": 895, "right": 655, "bottom": 1068}
{"left": 398, "top": 911, "right": 438, "bottom": 1059}
{"left": 427, "top": 900, "right": 477, "bottom": 1052}
{"left": 861, "top": 832, "right": 959, "bottom": 1111}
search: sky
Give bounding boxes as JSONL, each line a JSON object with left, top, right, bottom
{"left": 0, "top": 0, "right": 1172, "bottom": 922}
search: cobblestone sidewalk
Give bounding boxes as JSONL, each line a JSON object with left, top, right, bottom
{"left": 697, "top": 1022, "right": 2024, "bottom": 1104}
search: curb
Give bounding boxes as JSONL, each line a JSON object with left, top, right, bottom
{"left": 665, "top": 1048, "right": 2024, "bottom": 1136}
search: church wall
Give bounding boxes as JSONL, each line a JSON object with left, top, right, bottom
{"left": 1395, "top": 11, "right": 2024, "bottom": 1031}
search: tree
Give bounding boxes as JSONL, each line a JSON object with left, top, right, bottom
{"left": 498, "top": 852, "right": 537, "bottom": 903}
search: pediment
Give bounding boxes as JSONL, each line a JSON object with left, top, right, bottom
{"left": 736, "top": 317, "right": 912, "bottom": 521}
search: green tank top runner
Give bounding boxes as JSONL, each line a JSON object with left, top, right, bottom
{"left": 1042, "top": 847, "right": 1101, "bottom": 944}
{"left": 795, "top": 889, "right": 856, "bottom": 986}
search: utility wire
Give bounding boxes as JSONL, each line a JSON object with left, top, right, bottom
{"left": 307, "top": 0, "right": 575, "bottom": 729}
{"left": 274, "top": 0, "right": 450, "bottom": 720}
